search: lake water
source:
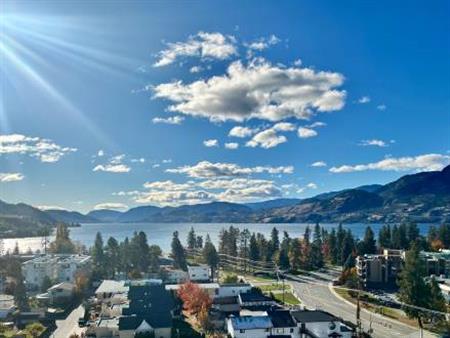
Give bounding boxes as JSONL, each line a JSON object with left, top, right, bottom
{"left": 1, "top": 222, "right": 434, "bottom": 254}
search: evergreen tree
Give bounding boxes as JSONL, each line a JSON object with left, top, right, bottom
{"left": 397, "top": 243, "right": 430, "bottom": 329}
{"left": 49, "top": 224, "right": 76, "bottom": 254}
{"left": 359, "top": 226, "right": 376, "bottom": 255}
{"left": 91, "top": 232, "right": 106, "bottom": 278}
{"left": 256, "top": 233, "right": 270, "bottom": 261}
{"left": 328, "top": 228, "right": 338, "bottom": 264}
{"left": 149, "top": 245, "right": 162, "bottom": 272}
{"left": 438, "top": 224, "right": 450, "bottom": 248}
{"left": 277, "top": 232, "right": 291, "bottom": 270}
{"left": 171, "top": 231, "right": 187, "bottom": 271}
{"left": 336, "top": 224, "right": 345, "bottom": 264}
{"left": 427, "top": 277, "right": 447, "bottom": 320}
{"left": 378, "top": 224, "right": 392, "bottom": 249}
{"left": 131, "top": 231, "right": 151, "bottom": 272}
{"left": 187, "top": 227, "right": 196, "bottom": 250}
{"left": 269, "top": 227, "right": 280, "bottom": 258}
{"left": 310, "top": 223, "right": 324, "bottom": 269}
{"left": 249, "top": 233, "right": 260, "bottom": 262}
{"left": 289, "top": 238, "right": 302, "bottom": 271}
{"left": 202, "top": 235, "right": 219, "bottom": 280}
{"left": 105, "top": 237, "right": 120, "bottom": 278}
{"left": 340, "top": 230, "right": 355, "bottom": 267}
{"left": 406, "top": 222, "right": 420, "bottom": 245}
{"left": 196, "top": 236, "right": 203, "bottom": 249}
{"left": 301, "top": 226, "right": 312, "bottom": 270}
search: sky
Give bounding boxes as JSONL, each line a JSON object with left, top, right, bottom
{"left": 0, "top": 1, "right": 449, "bottom": 213}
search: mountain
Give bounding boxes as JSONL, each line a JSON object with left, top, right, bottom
{"left": 258, "top": 165, "right": 450, "bottom": 223}
{"left": 86, "top": 209, "right": 123, "bottom": 223}
{"left": 46, "top": 209, "right": 98, "bottom": 224}
{"left": 245, "top": 198, "right": 302, "bottom": 210}
{"left": 117, "top": 206, "right": 161, "bottom": 222}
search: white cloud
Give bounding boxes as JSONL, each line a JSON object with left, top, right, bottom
{"left": 229, "top": 126, "right": 258, "bottom": 138}
{"left": 128, "top": 177, "right": 283, "bottom": 206}
{"left": 245, "top": 122, "right": 296, "bottom": 149}
{"left": 306, "top": 121, "right": 326, "bottom": 128}
{"left": 225, "top": 142, "right": 239, "bottom": 150}
{"left": 297, "top": 182, "right": 318, "bottom": 193}
{"left": 97, "top": 149, "right": 104, "bottom": 157}
{"left": 131, "top": 158, "right": 146, "bottom": 163}
{"left": 203, "top": 139, "right": 219, "bottom": 147}
{"left": 152, "top": 116, "right": 185, "bottom": 125}
{"left": 190, "top": 66, "right": 203, "bottom": 73}
{"left": 311, "top": 161, "right": 327, "bottom": 167}
{"left": 37, "top": 205, "right": 66, "bottom": 211}
{"left": 166, "top": 160, "right": 294, "bottom": 179}
{"left": 0, "top": 134, "right": 76, "bottom": 163}
{"left": 152, "top": 58, "right": 346, "bottom": 123}
{"left": 93, "top": 164, "right": 131, "bottom": 173}
{"left": 293, "top": 59, "right": 302, "bottom": 66}
{"left": 377, "top": 104, "right": 387, "bottom": 111}
{"left": 94, "top": 203, "right": 128, "bottom": 210}
{"left": 330, "top": 153, "right": 450, "bottom": 173}
{"left": 357, "top": 96, "right": 371, "bottom": 104}
{"left": 93, "top": 154, "right": 131, "bottom": 173}
{"left": 0, "top": 172, "right": 24, "bottom": 182}
{"left": 359, "top": 139, "right": 389, "bottom": 147}
{"left": 153, "top": 31, "right": 237, "bottom": 67}
{"left": 298, "top": 127, "right": 318, "bottom": 138}
{"left": 246, "top": 34, "right": 281, "bottom": 51}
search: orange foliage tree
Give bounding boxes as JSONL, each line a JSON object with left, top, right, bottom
{"left": 177, "top": 281, "right": 212, "bottom": 317}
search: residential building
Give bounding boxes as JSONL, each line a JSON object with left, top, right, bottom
{"left": 22, "top": 254, "right": 91, "bottom": 289}
{"left": 165, "top": 282, "right": 220, "bottom": 298}
{"left": 268, "top": 309, "right": 298, "bottom": 337}
{"left": 0, "top": 294, "right": 15, "bottom": 320}
{"left": 420, "top": 250, "right": 450, "bottom": 277}
{"left": 227, "top": 315, "right": 273, "bottom": 338}
{"left": 216, "top": 283, "right": 252, "bottom": 298}
{"left": 238, "top": 290, "right": 277, "bottom": 308}
{"left": 37, "top": 282, "right": 75, "bottom": 305}
{"left": 162, "top": 267, "right": 188, "bottom": 284}
{"left": 187, "top": 264, "right": 210, "bottom": 282}
{"left": 95, "top": 280, "right": 129, "bottom": 302}
{"left": 291, "top": 310, "right": 353, "bottom": 338}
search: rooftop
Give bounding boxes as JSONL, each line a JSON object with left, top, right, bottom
{"left": 165, "top": 282, "right": 219, "bottom": 290}
{"left": 95, "top": 280, "right": 129, "bottom": 295}
{"left": 23, "top": 254, "right": 90, "bottom": 265}
{"left": 229, "top": 315, "right": 273, "bottom": 330}
{"left": 268, "top": 310, "right": 297, "bottom": 328}
{"left": 291, "top": 310, "right": 337, "bottom": 323}
{"left": 49, "top": 282, "right": 74, "bottom": 291}
{"left": 239, "top": 291, "right": 275, "bottom": 303}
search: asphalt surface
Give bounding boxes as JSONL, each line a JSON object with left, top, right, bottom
{"left": 287, "top": 272, "right": 435, "bottom": 338}
{"left": 51, "top": 304, "right": 85, "bottom": 338}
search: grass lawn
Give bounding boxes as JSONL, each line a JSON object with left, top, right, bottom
{"left": 243, "top": 274, "right": 277, "bottom": 283}
{"left": 271, "top": 291, "right": 301, "bottom": 305}
{"left": 259, "top": 283, "right": 292, "bottom": 292}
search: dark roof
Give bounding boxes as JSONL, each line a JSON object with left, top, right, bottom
{"left": 291, "top": 310, "right": 337, "bottom": 323}
{"left": 219, "top": 283, "right": 251, "bottom": 287}
{"left": 268, "top": 336, "right": 292, "bottom": 338}
{"left": 118, "top": 315, "right": 140, "bottom": 330}
{"left": 213, "top": 296, "right": 238, "bottom": 305}
{"left": 268, "top": 310, "right": 296, "bottom": 328}
{"left": 241, "top": 305, "right": 281, "bottom": 312}
{"left": 120, "top": 284, "right": 173, "bottom": 329}
{"left": 239, "top": 291, "right": 274, "bottom": 303}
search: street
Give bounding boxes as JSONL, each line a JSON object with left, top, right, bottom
{"left": 287, "top": 273, "right": 435, "bottom": 338}
{"left": 51, "top": 305, "right": 85, "bottom": 338}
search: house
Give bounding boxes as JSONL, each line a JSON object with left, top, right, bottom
{"left": 165, "top": 282, "right": 220, "bottom": 298}
{"left": 238, "top": 291, "right": 277, "bottom": 308}
{"left": 162, "top": 267, "right": 188, "bottom": 284}
{"left": 37, "top": 282, "right": 75, "bottom": 305}
{"left": 212, "top": 296, "right": 240, "bottom": 313}
{"left": 0, "top": 294, "right": 15, "bottom": 319}
{"left": 95, "top": 280, "right": 129, "bottom": 302}
{"left": 22, "top": 254, "right": 91, "bottom": 289}
{"left": 290, "top": 310, "right": 353, "bottom": 338}
{"left": 268, "top": 310, "right": 298, "bottom": 337}
{"left": 216, "top": 283, "right": 252, "bottom": 298}
{"left": 187, "top": 264, "right": 210, "bottom": 282}
{"left": 118, "top": 283, "right": 174, "bottom": 338}
{"left": 227, "top": 315, "right": 273, "bottom": 338}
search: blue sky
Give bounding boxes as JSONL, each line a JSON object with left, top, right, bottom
{"left": 1, "top": 1, "right": 449, "bottom": 213}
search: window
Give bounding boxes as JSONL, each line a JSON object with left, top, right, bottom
{"left": 240, "top": 329, "right": 245, "bottom": 333}
{"left": 290, "top": 328, "right": 294, "bottom": 333}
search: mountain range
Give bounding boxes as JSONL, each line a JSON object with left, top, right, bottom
{"left": 1, "top": 165, "right": 449, "bottom": 237}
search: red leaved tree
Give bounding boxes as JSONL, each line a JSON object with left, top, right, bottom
{"left": 177, "top": 281, "right": 212, "bottom": 317}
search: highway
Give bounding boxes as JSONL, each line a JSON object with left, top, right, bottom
{"left": 287, "top": 273, "right": 435, "bottom": 338}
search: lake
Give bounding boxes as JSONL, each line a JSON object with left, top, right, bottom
{"left": 1, "top": 222, "right": 434, "bottom": 254}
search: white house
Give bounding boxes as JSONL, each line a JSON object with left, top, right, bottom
{"left": 22, "top": 254, "right": 91, "bottom": 289}
{"left": 227, "top": 315, "right": 273, "bottom": 338}
{"left": 0, "top": 294, "right": 15, "bottom": 319}
{"left": 95, "top": 280, "right": 129, "bottom": 302}
{"left": 291, "top": 310, "right": 353, "bottom": 338}
{"left": 216, "top": 283, "right": 252, "bottom": 298}
{"left": 163, "top": 268, "right": 188, "bottom": 284}
{"left": 187, "top": 265, "right": 210, "bottom": 282}
{"left": 268, "top": 310, "right": 299, "bottom": 338}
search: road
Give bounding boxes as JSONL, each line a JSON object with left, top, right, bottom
{"left": 51, "top": 305, "right": 85, "bottom": 338}
{"left": 287, "top": 273, "right": 435, "bottom": 338}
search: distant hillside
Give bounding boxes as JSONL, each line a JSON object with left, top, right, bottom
{"left": 86, "top": 209, "right": 123, "bottom": 223}
{"left": 1, "top": 165, "right": 449, "bottom": 233}
{"left": 46, "top": 209, "right": 98, "bottom": 224}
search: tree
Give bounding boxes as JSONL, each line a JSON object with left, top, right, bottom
{"left": 40, "top": 276, "right": 53, "bottom": 292}
{"left": 49, "top": 224, "right": 76, "bottom": 254}
{"left": 105, "top": 237, "right": 120, "bottom": 278}
{"left": 428, "top": 276, "right": 447, "bottom": 316}
{"left": 397, "top": 243, "right": 430, "bottom": 329}
{"left": 196, "top": 235, "right": 203, "bottom": 249}
{"left": 177, "top": 281, "right": 212, "bottom": 317}
{"left": 222, "top": 274, "right": 238, "bottom": 283}
{"left": 358, "top": 226, "right": 376, "bottom": 255}
{"left": 269, "top": 227, "right": 280, "bottom": 258}
{"left": 378, "top": 224, "right": 392, "bottom": 249}
{"left": 336, "top": 224, "right": 346, "bottom": 264}
{"left": 202, "top": 235, "right": 219, "bottom": 280}
{"left": 148, "top": 245, "right": 162, "bottom": 273}
{"left": 406, "top": 222, "right": 420, "bottom": 245}
{"left": 289, "top": 238, "right": 302, "bottom": 271}
{"left": 187, "top": 227, "right": 196, "bottom": 250}
{"left": 249, "top": 233, "right": 260, "bottom": 262}
{"left": 91, "top": 232, "right": 106, "bottom": 278}
{"left": 310, "top": 223, "right": 324, "bottom": 269}
{"left": 327, "top": 228, "right": 338, "bottom": 264}
{"left": 171, "top": 231, "right": 187, "bottom": 271}
{"left": 340, "top": 230, "right": 355, "bottom": 267}
{"left": 130, "top": 231, "right": 151, "bottom": 272}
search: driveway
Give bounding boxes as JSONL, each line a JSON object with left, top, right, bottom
{"left": 51, "top": 304, "right": 86, "bottom": 338}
